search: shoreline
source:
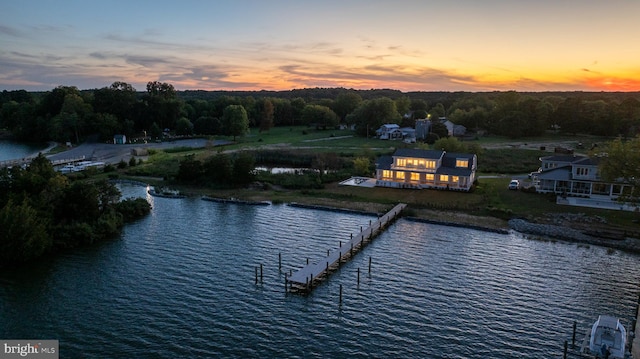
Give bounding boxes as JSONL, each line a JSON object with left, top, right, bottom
{"left": 115, "top": 178, "right": 640, "bottom": 254}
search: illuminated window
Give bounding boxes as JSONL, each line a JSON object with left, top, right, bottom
{"left": 411, "top": 172, "right": 420, "bottom": 181}
{"left": 382, "top": 170, "right": 392, "bottom": 179}
{"left": 452, "top": 176, "right": 459, "bottom": 183}
{"left": 396, "top": 171, "right": 405, "bottom": 180}
{"left": 456, "top": 159, "right": 468, "bottom": 168}
{"left": 425, "top": 174, "right": 434, "bottom": 181}
{"left": 396, "top": 158, "right": 406, "bottom": 167}
{"left": 440, "top": 174, "right": 449, "bottom": 182}
{"left": 418, "top": 160, "right": 425, "bottom": 168}
{"left": 425, "top": 160, "right": 436, "bottom": 169}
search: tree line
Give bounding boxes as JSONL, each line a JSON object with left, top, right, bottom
{"left": 0, "top": 155, "right": 151, "bottom": 267}
{"left": 1, "top": 84, "right": 639, "bottom": 144}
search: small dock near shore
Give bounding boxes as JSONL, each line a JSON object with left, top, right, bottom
{"left": 286, "top": 203, "right": 406, "bottom": 294}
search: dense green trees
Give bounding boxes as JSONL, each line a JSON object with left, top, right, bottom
{"left": 301, "top": 105, "right": 339, "bottom": 129}
{"left": 0, "top": 154, "right": 151, "bottom": 267}
{"left": 1, "top": 86, "right": 639, "bottom": 144}
{"left": 347, "top": 98, "right": 401, "bottom": 137}
{"left": 177, "top": 152, "right": 255, "bottom": 186}
{"left": 597, "top": 136, "right": 640, "bottom": 204}
{"left": 222, "top": 104, "right": 249, "bottom": 140}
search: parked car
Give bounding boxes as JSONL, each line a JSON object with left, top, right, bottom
{"left": 508, "top": 179, "right": 520, "bottom": 190}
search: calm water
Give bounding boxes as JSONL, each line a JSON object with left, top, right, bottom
{"left": 0, "top": 139, "right": 47, "bottom": 161}
{"left": 1, "top": 183, "right": 639, "bottom": 358}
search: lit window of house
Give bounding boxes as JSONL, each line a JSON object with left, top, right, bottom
{"left": 576, "top": 167, "right": 589, "bottom": 176}
{"left": 440, "top": 174, "right": 449, "bottom": 182}
{"left": 396, "top": 171, "right": 405, "bottom": 180}
{"left": 452, "top": 176, "right": 459, "bottom": 183}
{"left": 418, "top": 160, "right": 426, "bottom": 168}
{"left": 397, "top": 158, "right": 406, "bottom": 167}
{"left": 425, "top": 160, "right": 436, "bottom": 169}
{"left": 425, "top": 173, "right": 434, "bottom": 181}
{"left": 411, "top": 172, "right": 420, "bottom": 181}
{"left": 456, "top": 159, "right": 468, "bottom": 168}
{"left": 382, "top": 170, "right": 392, "bottom": 179}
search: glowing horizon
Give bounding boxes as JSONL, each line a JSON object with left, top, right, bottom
{"left": 1, "top": 1, "right": 639, "bottom": 92}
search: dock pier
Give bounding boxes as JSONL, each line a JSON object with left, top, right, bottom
{"left": 286, "top": 203, "right": 406, "bottom": 294}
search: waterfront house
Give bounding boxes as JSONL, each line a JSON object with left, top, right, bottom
{"left": 375, "top": 148, "right": 477, "bottom": 191}
{"left": 531, "top": 154, "right": 636, "bottom": 210}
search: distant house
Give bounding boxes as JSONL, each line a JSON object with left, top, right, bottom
{"left": 113, "top": 134, "right": 127, "bottom": 144}
{"left": 375, "top": 148, "right": 477, "bottom": 191}
{"left": 531, "top": 154, "right": 637, "bottom": 210}
{"left": 439, "top": 118, "right": 466, "bottom": 137}
{"left": 376, "top": 124, "right": 402, "bottom": 139}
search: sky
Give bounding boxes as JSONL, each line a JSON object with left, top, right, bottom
{"left": 1, "top": 0, "right": 639, "bottom": 92}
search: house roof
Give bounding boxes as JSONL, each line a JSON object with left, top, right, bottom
{"left": 375, "top": 156, "right": 393, "bottom": 170}
{"left": 393, "top": 148, "right": 444, "bottom": 160}
{"left": 536, "top": 166, "right": 572, "bottom": 181}
{"left": 573, "top": 157, "right": 599, "bottom": 166}
{"left": 436, "top": 166, "right": 473, "bottom": 176}
{"left": 540, "top": 154, "right": 587, "bottom": 163}
{"left": 381, "top": 124, "right": 400, "bottom": 129}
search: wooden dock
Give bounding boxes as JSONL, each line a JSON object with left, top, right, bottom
{"left": 286, "top": 203, "right": 406, "bottom": 294}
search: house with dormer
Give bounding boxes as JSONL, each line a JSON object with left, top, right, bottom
{"left": 532, "top": 154, "right": 634, "bottom": 205}
{"left": 375, "top": 148, "right": 477, "bottom": 191}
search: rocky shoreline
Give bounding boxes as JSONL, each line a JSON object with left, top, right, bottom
{"left": 508, "top": 218, "right": 640, "bottom": 253}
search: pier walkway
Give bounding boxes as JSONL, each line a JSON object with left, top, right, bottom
{"left": 287, "top": 203, "right": 406, "bottom": 293}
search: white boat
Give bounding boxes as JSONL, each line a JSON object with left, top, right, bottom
{"left": 586, "top": 315, "right": 627, "bottom": 358}
{"left": 57, "top": 161, "right": 105, "bottom": 173}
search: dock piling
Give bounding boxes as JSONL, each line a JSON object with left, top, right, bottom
{"left": 278, "top": 253, "right": 281, "bottom": 270}
{"left": 260, "top": 263, "right": 263, "bottom": 283}
{"left": 572, "top": 321, "right": 576, "bottom": 348}
{"left": 368, "top": 256, "right": 372, "bottom": 273}
{"left": 255, "top": 267, "right": 258, "bottom": 284}
{"left": 339, "top": 284, "right": 343, "bottom": 306}
{"left": 357, "top": 267, "right": 360, "bottom": 285}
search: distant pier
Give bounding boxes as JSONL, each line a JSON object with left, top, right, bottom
{"left": 286, "top": 203, "right": 406, "bottom": 294}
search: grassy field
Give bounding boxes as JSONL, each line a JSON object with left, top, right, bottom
{"left": 114, "top": 126, "right": 639, "bottom": 232}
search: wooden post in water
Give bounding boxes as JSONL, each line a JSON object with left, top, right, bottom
{"left": 278, "top": 253, "right": 282, "bottom": 270}
{"left": 284, "top": 273, "right": 288, "bottom": 292}
{"left": 307, "top": 257, "right": 309, "bottom": 264}
{"left": 326, "top": 261, "right": 329, "bottom": 275}
{"left": 327, "top": 249, "right": 330, "bottom": 256}
{"left": 260, "top": 263, "right": 263, "bottom": 283}
{"left": 368, "top": 256, "right": 372, "bottom": 273}
{"left": 255, "top": 266, "right": 258, "bottom": 284}
{"left": 350, "top": 243, "right": 353, "bottom": 257}
{"left": 339, "top": 284, "right": 343, "bottom": 306}
{"left": 369, "top": 219, "right": 372, "bottom": 226}
{"left": 350, "top": 233, "right": 353, "bottom": 239}
{"left": 357, "top": 267, "right": 360, "bottom": 285}
{"left": 339, "top": 252, "right": 342, "bottom": 266}
{"left": 563, "top": 340, "right": 567, "bottom": 359}
{"left": 572, "top": 321, "right": 576, "bottom": 348}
